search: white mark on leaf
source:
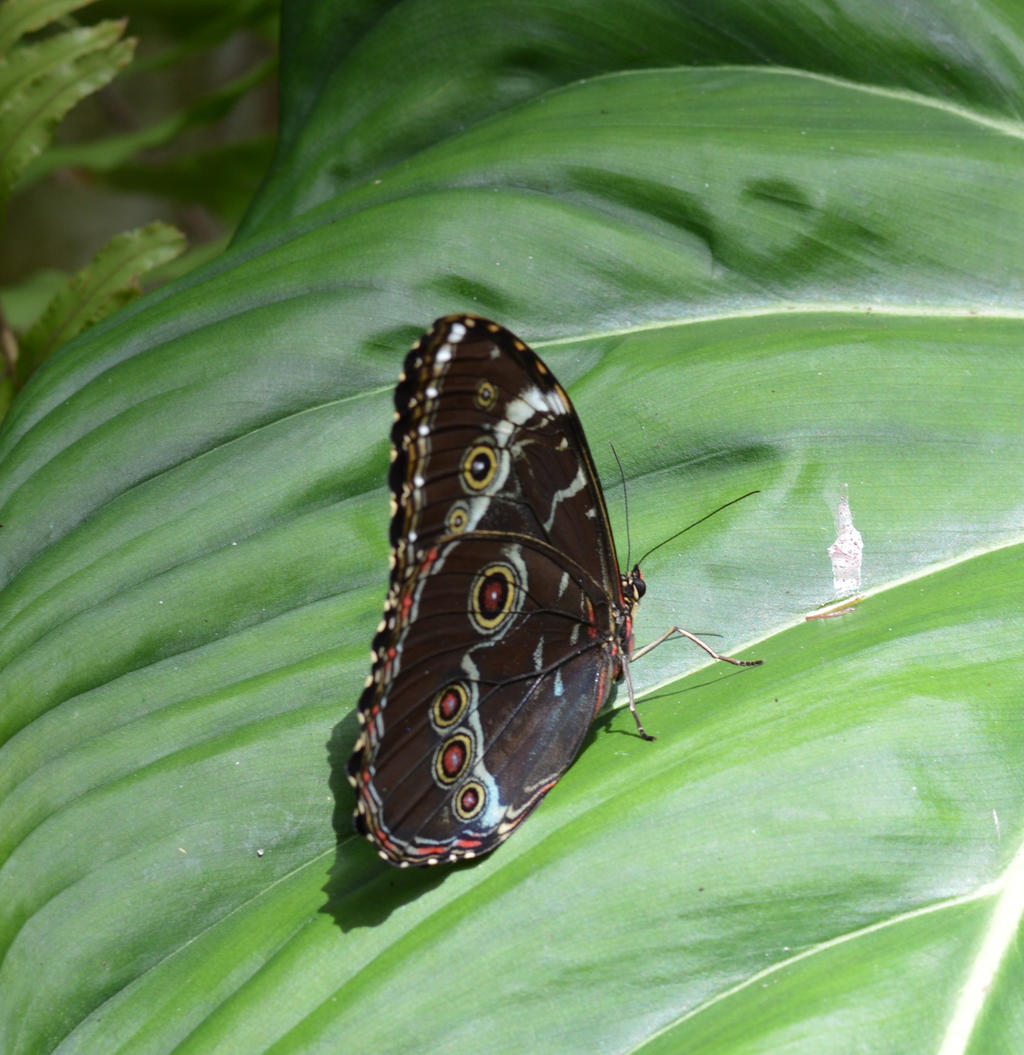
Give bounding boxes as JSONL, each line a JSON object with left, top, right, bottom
{"left": 828, "top": 486, "right": 863, "bottom": 593}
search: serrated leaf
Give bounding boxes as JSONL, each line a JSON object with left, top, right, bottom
{"left": 22, "top": 55, "right": 277, "bottom": 187}
{"left": 0, "top": 20, "right": 134, "bottom": 215}
{"left": 15, "top": 222, "right": 186, "bottom": 387}
{"left": 0, "top": 0, "right": 98, "bottom": 57}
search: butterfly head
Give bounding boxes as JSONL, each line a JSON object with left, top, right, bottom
{"left": 621, "top": 565, "right": 646, "bottom": 606}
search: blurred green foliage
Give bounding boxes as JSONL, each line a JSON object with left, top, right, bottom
{"left": 0, "top": 0, "right": 278, "bottom": 416}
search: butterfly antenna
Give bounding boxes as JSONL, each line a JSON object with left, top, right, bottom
{"left": 609, "top": 443, "right": 633, "bottom": 568}
{"left": 636, "top": 490, "right": 760, "bottom": 567}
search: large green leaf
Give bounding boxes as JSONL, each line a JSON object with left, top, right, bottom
{"left": 1, "top": 2, "right": 1022, "bottom": 1053}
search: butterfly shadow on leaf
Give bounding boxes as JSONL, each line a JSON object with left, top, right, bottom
{"left": 320, "top": 713, "right": 459, "bottom": 931}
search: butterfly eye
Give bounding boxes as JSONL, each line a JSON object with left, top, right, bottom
{"left": 474, "top": 379, "right": 498, "bottom": 411}
{"left": 461, "top": 442, "right": 498, "bottom": 491}
{"left": 632, "top": 572, "right": 646, "bottom": 601}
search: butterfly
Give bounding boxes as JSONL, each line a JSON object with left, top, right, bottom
{"left": 347, "top": 315, "right": 759, "bottom": 866}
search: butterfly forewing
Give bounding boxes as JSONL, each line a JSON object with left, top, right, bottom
{"left": 349, "top": 315, "right": 636, "bottom": 866}
{"left": 388, "top": 320, "right": 620, "bottom": 592}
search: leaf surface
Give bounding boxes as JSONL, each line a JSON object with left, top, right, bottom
{"left": 1, "top": 3, "right": 1022, "bottom": 1053}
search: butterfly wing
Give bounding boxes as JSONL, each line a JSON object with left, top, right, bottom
{"left": 388, "top": 315, "right": 621, "bottom": 593}
{"left": 349, "top": 316, "right": 634, "bottom": 866}
{"left": 351, "top": 534, "right": 620, "bottom": 864}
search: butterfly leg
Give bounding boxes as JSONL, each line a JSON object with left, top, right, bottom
{"left": 621, "top": 657, "right": 656, "bottom": 742}
{"left": 631, "top": 628, "right": 763, "bottom": 667}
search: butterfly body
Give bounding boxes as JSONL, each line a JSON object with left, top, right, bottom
{"left": 348, "top": 315, "right": 641, "bottom": 866}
